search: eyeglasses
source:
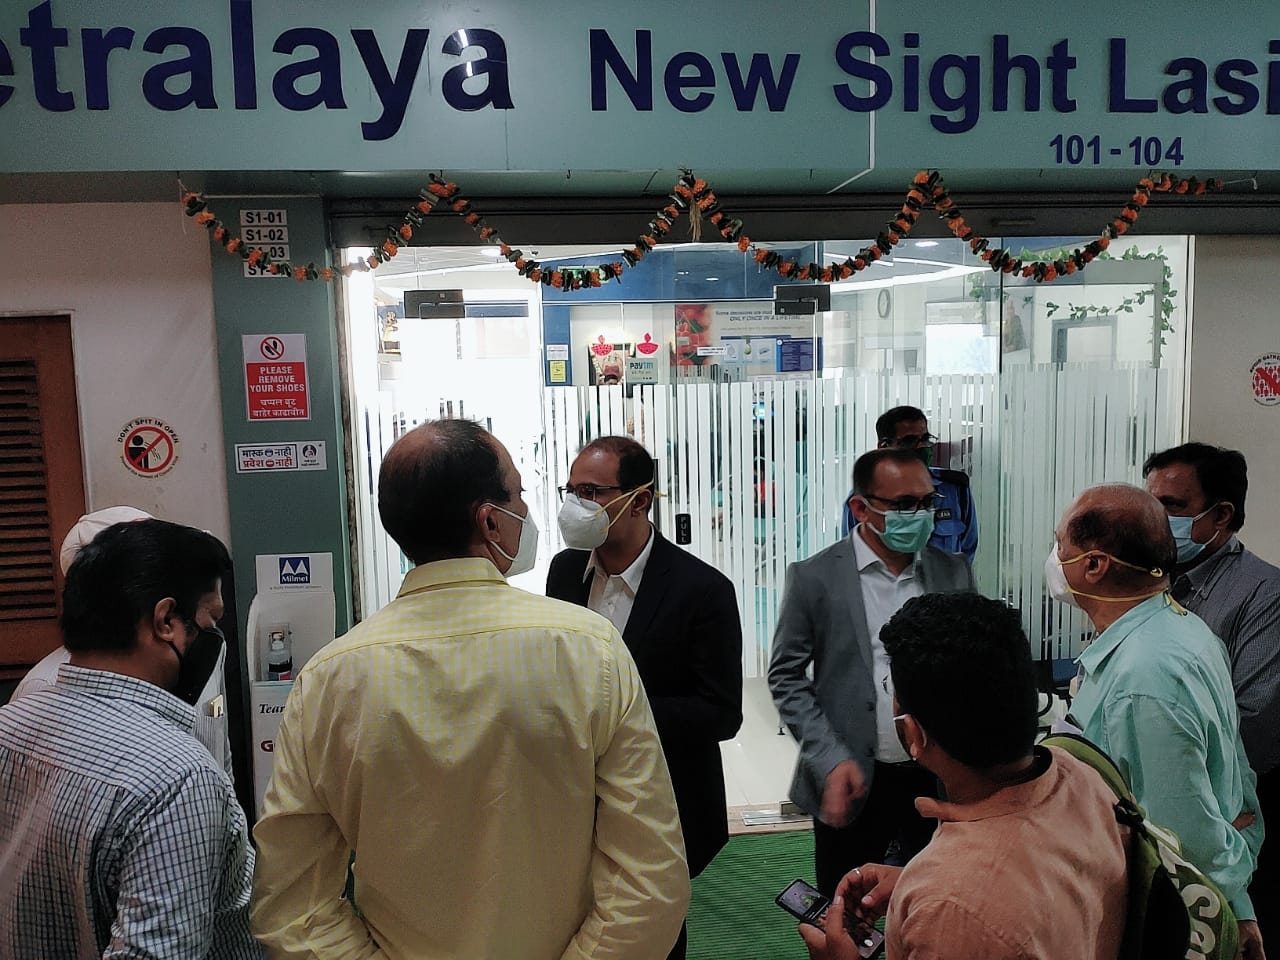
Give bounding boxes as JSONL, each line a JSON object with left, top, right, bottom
{"left": 860, "top": 493, "right": 942, "bottom": 515}
{"left": 558, "top": 483, "right": 623, "bottom": 503}
{"left": 885, "top": 432, "right": 937, "bottom": 449}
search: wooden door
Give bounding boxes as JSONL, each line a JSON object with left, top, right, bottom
{"left": 0, "top": 317, "right": 86, "bottom": 677}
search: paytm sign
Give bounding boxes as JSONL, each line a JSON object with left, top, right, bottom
{"left": 278, "top": 556, "right": 311, "bottom": 585}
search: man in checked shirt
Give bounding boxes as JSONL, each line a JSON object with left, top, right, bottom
{"left": 0, "top": 519, "right": 261, "bottom": 959}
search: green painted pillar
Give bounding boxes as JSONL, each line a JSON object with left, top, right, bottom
{"left": 208, "top": 196, "right": 353, "bottom": 642}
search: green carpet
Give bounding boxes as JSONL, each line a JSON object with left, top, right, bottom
{"left": 687, "top": 830, "right": 816, "bottom": 960}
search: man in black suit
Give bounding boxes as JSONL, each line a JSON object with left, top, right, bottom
{"left": 546, "top": 435, "right": 744, "bottom": 960}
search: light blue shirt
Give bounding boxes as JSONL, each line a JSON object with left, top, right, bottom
{"left": 1072, "top": 594, "right": 1264, "bottom": 920}
{"left": 0, "top": 665, "right": 260, "bottom": 959}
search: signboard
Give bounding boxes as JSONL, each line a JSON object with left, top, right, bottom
{"left": 235, "top": 441, "right": 328, "bottom": 472}
{"left": 243, "top": 334, "right": 310, "bottom": 420}
{"left": 254, "top": 552, "right": 334, "bottom": 595}
{"left": 6, "top": 3, "right": 1280, "bottom": 181}
{"left": 626, "top": 357, "right": 659, "bottom": 384}
{"left": 240, "top": 209, "right": 290, "bottom": 277}
{"left": 1251, "top": 352, "right": 1280, "bottom": 406}
{"left": 117, "top": 416, "right": 180, "bottom": 478}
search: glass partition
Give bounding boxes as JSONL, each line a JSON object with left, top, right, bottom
{"left": 344, "top": 236, "right": 1193, "bottom": 673}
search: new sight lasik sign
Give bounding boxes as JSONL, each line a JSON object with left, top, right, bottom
{"left": 2, "top": 0, "right": 1280, "bottom": 174}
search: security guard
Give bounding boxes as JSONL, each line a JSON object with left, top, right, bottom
{"left": 840, "top": 405, "right": 978, "bottom": 561}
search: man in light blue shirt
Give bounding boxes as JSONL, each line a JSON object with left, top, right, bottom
{"left": 1051, "top": 483, "right": 1264, "bottom": 957}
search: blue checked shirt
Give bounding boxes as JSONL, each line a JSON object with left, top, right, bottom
{"left": 0, "top": 665, "right": 262, "bottom": 960}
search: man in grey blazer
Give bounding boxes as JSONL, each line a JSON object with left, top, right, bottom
{"left": 769, "top": 448, "right": 976, "bottom": 895}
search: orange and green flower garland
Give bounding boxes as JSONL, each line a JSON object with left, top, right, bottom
{"left": 183, "top": 169, "right": 1225, "bottom": 287}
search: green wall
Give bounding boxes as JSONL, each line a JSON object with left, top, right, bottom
{"left": 209, "top": 197, "right": 353, "bottom": 640}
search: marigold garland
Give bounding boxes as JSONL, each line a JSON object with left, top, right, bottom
{"left": 182, "top": 169, "right": 1224, "bottom": 287}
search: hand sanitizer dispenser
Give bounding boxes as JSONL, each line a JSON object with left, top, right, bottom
{"left": 247, "top": 553, "right": 336, "bottom": 818}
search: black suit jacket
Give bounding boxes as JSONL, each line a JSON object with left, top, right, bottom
{"left": 546, "top": 532, "right": 743, "bottom": 877}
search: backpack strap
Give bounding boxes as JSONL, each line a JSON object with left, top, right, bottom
{"left": 1041, "top": 732, "right": 1130, "bottom": 802}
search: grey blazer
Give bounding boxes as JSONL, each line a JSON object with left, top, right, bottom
{"left": 767, "top": 536, "right": 975, "bottom": 821}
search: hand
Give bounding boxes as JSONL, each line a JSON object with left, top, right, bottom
{"left": 836, "top": 863, "right": 903, "bottom": 923}
{"left": 1232, "top": 811, "right": 1257, "bottom": 832}
{"left": 820, "top": 761, "right": 867, "bottom": 828}
{"left": 798, "top": 894, "right": 857, "bottom": 960}
{"left": 1239, "top": 920, "right": 1266, "bottom": 960}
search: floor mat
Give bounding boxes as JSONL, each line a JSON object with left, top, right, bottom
{"left": 687, "top": 830, "right": 816, "bottom": 960}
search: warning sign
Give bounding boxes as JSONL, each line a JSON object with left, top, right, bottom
{"left": 235, "top": 441, "right": 328, "bottom": 473}
{"left": 1251, "top": 353, "right": 1280, "bottom": 406}
{"left": 118, "top": 417, "right": 180, "bottom": 478}
{"left": 243, "top": 334, "right": 310, "bottom": 421}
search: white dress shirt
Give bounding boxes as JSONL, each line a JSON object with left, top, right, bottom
{"left": 852, "top": 526, "right": 922, "bottom": 763}
{"left": 585, "top": 527, "right": 656, "bottom": 636}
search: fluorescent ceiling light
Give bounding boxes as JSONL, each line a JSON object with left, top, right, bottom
{"left": 829, "top": 262, "right": 987, "bottom": 292}
{"left": 914, "top": 240, "right": 939, "bottom": 248}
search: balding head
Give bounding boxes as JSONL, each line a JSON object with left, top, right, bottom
{"left": 1058, "top": 483, "right": 1174, "bottom": 588}
{"left": 378, "top": 419, "right": 513, "bottom": 564}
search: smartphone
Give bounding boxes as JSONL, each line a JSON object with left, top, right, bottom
{"left": 774, "top": 879, "right": 886, "bottom": 958}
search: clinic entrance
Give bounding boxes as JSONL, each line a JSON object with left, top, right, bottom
{"left": 338, "top": 234, "right": 1195, "bottom": 813}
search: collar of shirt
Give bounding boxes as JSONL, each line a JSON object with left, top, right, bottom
{"left": 1180, "top": 535, "right": 1243, "bottom": 591}
{"left": 851, "top": 523, "right": 915, "bottom": 577}
{"left": 397, "top": 556, "right": 508, "bottom": 599}
{"left": 584, "top": 526, "right": 655, "bottom": 594}
{"left": 53, "top": 663, "right": 195, "bottom": 733}
{"left": 915, "top": 747, "right": 1057, "bottom": 823}
{"left": 1076, "top": 593, "right": 1179, "bottom": 679}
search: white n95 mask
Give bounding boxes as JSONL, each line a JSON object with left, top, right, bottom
{"left": 489, "top": 504, "right": 539, "bottom": 578}
{"left": 557, "top": 494, "right": 613, "bottom": 550}
{"left": 556, "top": 483, "right": 652, "bottom": 551}
{"left": 1044, "top": 544, "right": 1081, "bottom": 609}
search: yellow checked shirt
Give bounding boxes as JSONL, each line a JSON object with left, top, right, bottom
{"left": 250, "top": 558, "right": 689, "bottom": 960}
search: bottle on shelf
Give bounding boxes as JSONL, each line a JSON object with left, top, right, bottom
{"left": 265, "top": 624, "right": 293, "bottom": 681}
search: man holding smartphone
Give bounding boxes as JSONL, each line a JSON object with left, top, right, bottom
{"left": 798, "top": 594, "right": 1129, "bottom": 959}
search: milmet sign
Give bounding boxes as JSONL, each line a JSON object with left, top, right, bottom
{"left": 1, "top": 0, "right": 1279, "bottom": 174}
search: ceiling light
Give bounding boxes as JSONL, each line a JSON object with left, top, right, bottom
{"left": 915, "top": 240, "right": 939, "bottom": 248}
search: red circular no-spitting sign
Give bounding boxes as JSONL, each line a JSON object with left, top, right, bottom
{"left": 1251, "top": 353, "right": 1280, "bottom": 407}
{"left": 117, "top": 417, "right": 180, "bottom": 477}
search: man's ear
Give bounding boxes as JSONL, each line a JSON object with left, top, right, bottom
{"left": 632, "top": 488, "right": 654, "bottom": 515}
{"left": 900, "top": 715, "right": 927, "bottom": 759}
{"left": 849, "top": 495, "right": 872, "bottom": 526}
{"left": 151, "top": 597, "right": 180, "bottom": 640}
{"left": 1082, "top": 553, "right": 1109, "bottom": 585}
{"left": 1212, "top": 501, "right": 1235, "bottom": 530}
{"left": 475, "top": 502, "right": 500, "bottom": 541}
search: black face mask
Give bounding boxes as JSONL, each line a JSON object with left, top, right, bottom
{"left": 166, "top": 621, "right": 225, "bottom": 706}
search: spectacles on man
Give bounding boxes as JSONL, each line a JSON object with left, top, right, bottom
{"left": 557, "top": 483, "right": 624, "bottom": 503}
{"left": 885, "top": 432, "right": 937, "bottom": 449}
{"left": 860, "top": 492, "right": 942, "bottom": 515}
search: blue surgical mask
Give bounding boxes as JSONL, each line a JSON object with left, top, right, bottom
{"left": 861, "top": 501, "right": 935, "bottom": 554}
{"left": 1168, "top": 504, "right": 1221, "bottom": 564}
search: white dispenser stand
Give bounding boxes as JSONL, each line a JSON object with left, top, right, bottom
{"left": 246, "top": 552, "right": 335, "bottom": 818}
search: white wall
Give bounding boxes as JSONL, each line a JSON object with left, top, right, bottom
{"left": 0, "top": 203, "right": 230, "bottom": 545}
{"left": 1189, "top": 237, "right": 1280, "bottom": 565}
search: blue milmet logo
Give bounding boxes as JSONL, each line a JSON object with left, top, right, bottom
{"left": 278, "top": 556, "right": 311, "bottom": 585}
